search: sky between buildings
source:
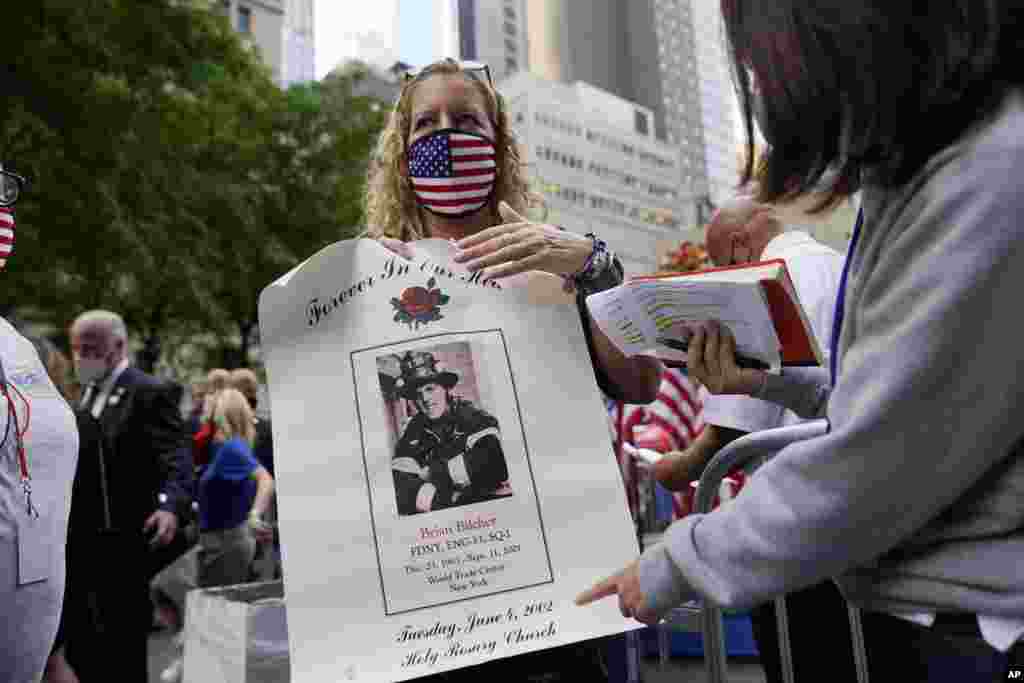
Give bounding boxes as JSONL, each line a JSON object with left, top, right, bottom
{"left": 315, "top": 0, "right": 437, "bottom": 78}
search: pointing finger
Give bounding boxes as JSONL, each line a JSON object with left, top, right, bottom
{"left": 576, "top": 574, "right": 621, "bottom": 606}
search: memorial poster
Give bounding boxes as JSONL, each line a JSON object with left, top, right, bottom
{"left": 258, "top": 238, "right": 642, "bottom": 682}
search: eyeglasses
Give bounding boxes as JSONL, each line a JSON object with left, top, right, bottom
{"left": 403, "top": 59, "right": 493, "bottom": 89}
{"left": 0, "top": 169, "right": 26, "bottom": 207}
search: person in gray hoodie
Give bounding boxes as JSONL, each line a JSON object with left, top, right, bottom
{"left": 578, "top": 1, "right": 1024, "bottom": 680}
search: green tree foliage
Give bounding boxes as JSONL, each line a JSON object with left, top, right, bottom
{"left": 1, "top": 0, "right": 386, "bottom": 373}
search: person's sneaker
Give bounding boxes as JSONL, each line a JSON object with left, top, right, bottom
{"left": 159, "top": 657, "right": 184, "bottom": 683}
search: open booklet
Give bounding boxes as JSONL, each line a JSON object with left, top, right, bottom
{"left": 584, "top": 259, "right": 824, "bottom": 373}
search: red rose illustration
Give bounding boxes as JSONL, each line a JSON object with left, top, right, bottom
{"left": 400, "top": 287, "right": 434, "bottom": 315}
{"left": 391, "top": 277, "right": 451, "bottom": 330}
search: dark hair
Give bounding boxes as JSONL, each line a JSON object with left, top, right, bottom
{"left": 722, "top": 0, "right": 1022, "bottom": 210}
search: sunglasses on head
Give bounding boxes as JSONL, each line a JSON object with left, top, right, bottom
{"left": 403, "top": 59, "right": 493, "bottom": 89}
{"left": 0, "top": 168, "right": 26, "bottom": 208}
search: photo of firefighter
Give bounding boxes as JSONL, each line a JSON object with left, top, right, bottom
{"left": 377, "top": 344, "right": 513, "bottom": 516}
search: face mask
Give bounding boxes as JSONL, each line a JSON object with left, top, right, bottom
{"left": 74, "top": 355, "right": 112, "bottom": 385}
{"left": 0, "top": 208, "right": 14, "bottom": 270}
{"left": 407, "top": 128, "right": 497, "bottom": 218}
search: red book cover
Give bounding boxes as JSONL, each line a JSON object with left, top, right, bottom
{"left": 630, "top": 259, "right": 822, "bottom": 367}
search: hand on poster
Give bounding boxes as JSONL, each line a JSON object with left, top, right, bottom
{"left": 575, "top": 560, "right": 660, "bottom": 625}
{"left": 453, "top": 202, "right": 594, "bottom": 279}
{"left": 378, "top": 236, "right": 416, "bottom": 260}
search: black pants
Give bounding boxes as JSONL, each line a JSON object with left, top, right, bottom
{"left": 414, "top": 638, "right": 612, "bottom": 682}
{"left": 861, "top": 611, "right": 1024, "bottom": 683}
{"left": 752, "top": 581, "right": 1023, "bottom": 682}
{"left": 63, "top": 530, "right": 152, "bottom": 682}
{"left": 752, "top": 582, "right": 948, "bottom": 682}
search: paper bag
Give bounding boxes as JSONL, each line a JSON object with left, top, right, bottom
{"left": 183, "top": 581, "right": 289, "bottom": 683}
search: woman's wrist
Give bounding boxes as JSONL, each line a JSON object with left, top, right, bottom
{"left": 563, "top": 233, "right": 615, "bottom": 294}
{"left": 574, "top": 234, "right": 598, "bottom": 272}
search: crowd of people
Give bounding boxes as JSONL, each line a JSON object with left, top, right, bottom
{"left": 4, "top": 0, "right": 1024, "bottom": 681}
{"left": 0, "top": 301, "right": 278, "bottom": 682}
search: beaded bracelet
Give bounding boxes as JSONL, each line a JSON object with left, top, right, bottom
{"left": 562, "top": 233, "right": 608, "bottom": 293}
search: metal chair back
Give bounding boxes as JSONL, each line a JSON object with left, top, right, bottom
{"left": 690, "top": 419, "right": 869, "bottom": 683}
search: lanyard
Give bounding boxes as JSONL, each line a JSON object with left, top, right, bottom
{"left": 0, "top": 357, "right": 37, "bottom": 518}
{"left": 829, "top": 207, "right": 865, "bottom": 388}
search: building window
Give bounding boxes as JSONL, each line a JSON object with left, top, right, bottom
{"left": 505, "top": 38, "right": 518, "bottom": 54}
{"left": 506, "top": 57, "right": 518, "bottom": 73}
{"left": 504, "top": 21, "right": 517, "bottom": 36}
{"left": 504, "top": 5, "right": 516, "bottom": 20}
{"left": 237, "top": 5, "right": 252, "bottom": 34}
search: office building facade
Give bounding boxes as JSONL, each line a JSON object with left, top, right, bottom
{"left": 457, "top": 0, "right": 529, "bottom": 84}
{"left": 518, "top": 0, "right": 711, "bottom": 223}
{"left": 500, "top": 73, "right": 695, "bottom": 275}
{"left": 282, "top": 0, "right": 315, "bottom": 86}
{"left": 687, "top": 0, "right": 743, "bottom": 206}
{"left": 218, "top": 0, "right": 286, "bottom": 84}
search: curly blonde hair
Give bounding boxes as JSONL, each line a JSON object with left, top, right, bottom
{"left": 210, "top": 388, "right": 256, "bottom": 448}
{"left": 363, "top": 59, "right": 534, "bottom": 241}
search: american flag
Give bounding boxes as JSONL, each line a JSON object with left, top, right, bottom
{"left": 606, "top": 368, "right": 738, "bottom": 521}
{"left": 0, "top": 208, "right": 13, "bottom": 268}
{"left": 409, "top": 132, "right": 496, "bottom": 215}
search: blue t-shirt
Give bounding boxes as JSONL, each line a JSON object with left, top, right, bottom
{"left": 199, "top": 437, "right": 260, "bottom": 531}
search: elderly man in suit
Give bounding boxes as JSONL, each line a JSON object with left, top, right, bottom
{"left": 62, "top": 310, "right": 191, "bottom": 682}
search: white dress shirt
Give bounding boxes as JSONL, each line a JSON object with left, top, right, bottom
{"left": 81, "top": 358, "right": 131, "bottom": 419}
{"left": 701, "top": 230, "right": 844, "bottom": 435}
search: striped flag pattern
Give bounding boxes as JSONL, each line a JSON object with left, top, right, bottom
{"left": 605, "top": 368, "right": 748, "bottom": 521}
{"left": 408, "top": 132, "right": 496, "bottom": 215}
{"left": 0, "top": 208, "right": 14, "bottom": 269}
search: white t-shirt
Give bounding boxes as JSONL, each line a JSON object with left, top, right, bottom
{"left": 700, "top": 230, "right": 844, "bottom": 434}
{"left": 0, "top": 317, "right": 79, "bottom": 681}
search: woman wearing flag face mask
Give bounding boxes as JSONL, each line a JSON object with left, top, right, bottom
{"left": 365, "top": 58, "right": 662, "bottom": 682}
{"left": 0, "top": 164, "right": 80, "bottom": 682}
{"left": 367, "top": 58, "right": 662, "bottom": 405}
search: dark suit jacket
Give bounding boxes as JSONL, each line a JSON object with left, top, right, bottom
{"left": 70, "top": 366, "right": 192, "bottom": 538}
{"left": 62, "top": 367, "right": 191, "bottom": 675}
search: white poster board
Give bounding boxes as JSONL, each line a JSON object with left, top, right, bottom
{"left": 258, "top": 238, "right": 641, "bottom": 683}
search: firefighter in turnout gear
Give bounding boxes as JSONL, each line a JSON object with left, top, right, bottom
{"left": 389, "top": 351, "right": 511, "bottom": 515}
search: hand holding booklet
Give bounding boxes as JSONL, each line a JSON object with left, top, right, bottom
{"left": 584, "top": 259, "right": 824, "bottom": 373}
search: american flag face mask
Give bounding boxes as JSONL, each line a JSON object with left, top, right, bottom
{"left": 406, "top": 128, "right": 497, "bottom": 218}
